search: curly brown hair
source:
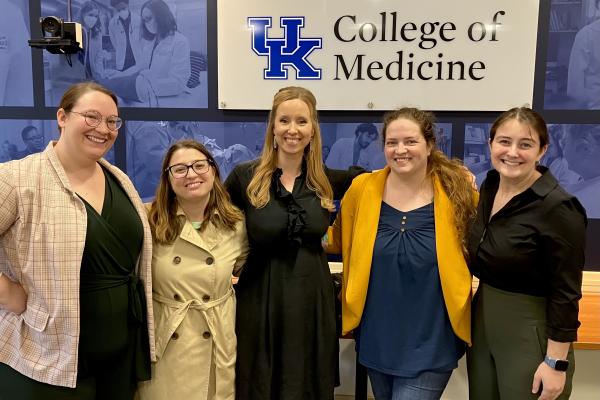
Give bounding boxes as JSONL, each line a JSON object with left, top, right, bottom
{"left": 382, "top": 108, "right": 476, "bottom": 252}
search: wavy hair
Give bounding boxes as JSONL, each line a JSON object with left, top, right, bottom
{"left": 148, "top": 140, "right": 243, "bottom": 244}
{"left": 246, "top": 86, "right": 334, "bottom": 211}
{"left": 382, "top": 108, "right": 476, "bottom": 251}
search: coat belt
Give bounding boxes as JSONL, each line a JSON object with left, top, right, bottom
{"left": 152, "top": 287, "right": 234, "bottom": 359}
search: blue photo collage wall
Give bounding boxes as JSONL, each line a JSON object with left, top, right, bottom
{"left": 1, "top": 0, "right": 599, "bottom": 269}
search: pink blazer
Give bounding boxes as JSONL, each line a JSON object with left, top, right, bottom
{"left": 0, "top": 143, "right": 155, "bottom": 387}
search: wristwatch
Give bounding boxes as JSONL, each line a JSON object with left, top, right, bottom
{"left": 544, "top": 355, "right": 569, "bottom": 371}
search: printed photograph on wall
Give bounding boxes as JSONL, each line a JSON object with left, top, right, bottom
{"left": 544, "top": 0, "right": 600, "bottom": 109}
{"left": 549, "top": 124, "right": 600, "bottom": 219}
{"left": 322, "top": 122, "right": 453, "bottom": 171}
{"left": 0, "top": 0, "right": 33, "bottom": 106}
{"left": 463, "top": 123, "right": 492, "bottom": 188}
{"left": 463, "top": 122, "right": 600, "bottom": 219}
{"left": 0, "top": 118, "right": 115, "bottom": 163}
{"left": 41, "top": 0, "right": 208, "bottom": 108}
{"left": 124, "top": 120, "right": 454, "bottom": 200}
{"left": 125, "top": 121, "right": 265, "bottom": 200}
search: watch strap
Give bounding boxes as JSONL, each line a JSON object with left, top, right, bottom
{"left": 544, "top": 355, "right": 569, "bottom": 371}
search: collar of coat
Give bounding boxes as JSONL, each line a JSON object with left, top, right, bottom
{"left": 176, "top": 206, "right": 223, "bottom": 251}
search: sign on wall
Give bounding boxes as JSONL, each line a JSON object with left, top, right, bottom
{"left": 218, "top": 0, "right": 540, "bottom": 111}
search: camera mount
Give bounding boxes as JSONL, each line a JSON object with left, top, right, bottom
{"left": 28, "top": 16, "right": 83, "bottom": 55}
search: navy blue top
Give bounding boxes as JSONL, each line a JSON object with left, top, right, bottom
{"left": 356, "top": 202, "right": 464, "bottom": 377}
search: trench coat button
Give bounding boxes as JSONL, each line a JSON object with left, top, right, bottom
{"left": 202, "top": 294, "right": 211, "bottom": 302}
{"left": 202, "top": 331, "right": 211, "bottom": 339}
{"left": 173, "top": 256, "right": 181, "bottom": 265}
{"left": 171, "top": 332, "right": 179, "bottom": 340}
{"left": 205, "top": 257, "right": 214, "bottom": 265}
{"left": 174, "top": 293, "right": 181, "bottom": 301}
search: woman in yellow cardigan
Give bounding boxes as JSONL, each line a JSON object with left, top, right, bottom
{"left": 327, "top": 108, "right": 477, "bottom": 400}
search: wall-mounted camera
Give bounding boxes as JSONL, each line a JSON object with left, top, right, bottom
{"left": 28, "top": 16, "right": 83, "bottom": 54}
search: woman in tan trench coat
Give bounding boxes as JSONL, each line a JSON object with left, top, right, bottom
{"left": 137, "top": 140, "right": 248, "bottom": 400}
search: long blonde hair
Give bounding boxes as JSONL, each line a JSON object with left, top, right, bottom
{"left": 148, "top": 140, "right": 243, "bottom": 244}
{"left": 382, "top": 108, "right": 476, "bottom": 250}
{"left": 246, "top": 86, "right": 334, "bottom": 211}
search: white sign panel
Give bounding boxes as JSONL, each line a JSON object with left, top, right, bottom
{"left": 218, "top": 0, "right": 540, "bottom": 111}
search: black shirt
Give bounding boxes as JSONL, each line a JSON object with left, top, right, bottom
{"left": 468, "top": 167, "right": 587, "bottom": 342}
{"left": 119, "top": 15, "right": 136, "bottom": 71}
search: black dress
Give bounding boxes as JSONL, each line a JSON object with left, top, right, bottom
{"left": 0, "top": 167, "right": 149, "bottom": 400}
{"left": 225, "top": 161, "right": 361, "bottom": 400}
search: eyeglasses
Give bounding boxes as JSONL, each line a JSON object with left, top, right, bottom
{"left": 165, "top": 159, "right": 214, "bottom": 179}
{"left": 71, "top": 110, "right": 123, "bottom": 131}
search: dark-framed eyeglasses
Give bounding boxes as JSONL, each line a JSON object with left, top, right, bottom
{"left": 71, "top": 110, "right": 123, "bottom": 131}
{"left": 165, "top": 159, "right": 214, "bottom": 179}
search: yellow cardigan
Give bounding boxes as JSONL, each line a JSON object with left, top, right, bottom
{"left": 328, "top": 167, "right": 475, "bottom": 345}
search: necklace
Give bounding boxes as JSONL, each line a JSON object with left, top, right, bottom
{"left": 191, "top": 221, "right": 203, "bottom": 230}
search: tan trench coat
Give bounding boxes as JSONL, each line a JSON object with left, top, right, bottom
{"left": 137, "top": 211, "right": 248, "bottom": 400}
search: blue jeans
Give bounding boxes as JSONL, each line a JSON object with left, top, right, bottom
{"left": 367, "top": 368, "right": 452, "bottom": 400}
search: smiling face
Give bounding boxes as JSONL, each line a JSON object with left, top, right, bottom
{"left": 57, "top": 90, "right": 118, "bottom": 161}
{"left": 489, "top": 118, "right": 547, "bottom": 183}
{"left": 167, "top": 147, "right": 215, "bottom": 204}
{"left": 383, "top": 117, "right": 431, "bottom": 178}
{"left": 273, "top": 98, "right": 314, "bottom": 159}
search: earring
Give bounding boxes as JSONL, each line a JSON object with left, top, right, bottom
{"left": 273, "top": 140, "right": 278, "bottom": 150}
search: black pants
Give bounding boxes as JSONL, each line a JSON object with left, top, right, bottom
{"left": 0, "top": 343, "right": 135, "bottom": 400}
{"left": 0, "top": 285, "right": 137, "bottom": 400}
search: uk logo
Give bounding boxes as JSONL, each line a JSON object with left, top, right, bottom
{"left": 248, "top": 17, "right": 322, "bottom": 80}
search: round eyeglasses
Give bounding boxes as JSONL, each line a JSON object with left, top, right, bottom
{"left": 71, "top": 110, "right": 123, "bottom": 131}
{"left": 165, "top": 159, "right": 214, "bottom": 179}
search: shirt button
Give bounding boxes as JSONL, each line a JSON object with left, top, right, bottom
{"left": 205, "top": 257, "right": 214, "bottom": 265}
{"left": 401, "top": 221, "right": 406, "bottom": 225}
{"left": 202, "top": 295, "right": 211, "bottom": 302}
{"left": 171, "top": 332, "right": 179, "bottom": 340}
{"left": 202, "top": 331, "right": 211, "bottom": 339}
{"left": 401, "top": 228, "right": 405, "bottom": 232}
{"left": 173, "top": 256, "right": 181, "bottom": 265}
{"left": 174, "top": 293, "right": 181, "bottom": 301}
{"left": 402, "top": 216, "right": 407, "bottom": 220}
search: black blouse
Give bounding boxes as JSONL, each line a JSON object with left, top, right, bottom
{"left": 467, "top": 167, "right": 587, "bottom": 342}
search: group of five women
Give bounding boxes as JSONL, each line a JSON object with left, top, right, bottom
{"left": 0, "top": 81, "right": 587, "bottom": 400}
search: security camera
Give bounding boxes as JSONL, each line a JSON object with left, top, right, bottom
{"left": 28, "top": 16, "right": 83, "bottom": 54}
{"left": 41, "top": 16, "right": 63, "bottom": 38}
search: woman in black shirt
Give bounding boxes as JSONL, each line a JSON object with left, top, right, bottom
{"left": 467, "top": 107, "right": 587, "bottom": 400}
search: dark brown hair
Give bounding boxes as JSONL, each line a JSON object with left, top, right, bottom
{"left": 489, "top": 107, "right": 548, "bottom": 149}
{"left": 148, "top": 140, "right": 243, "bottom": 244}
